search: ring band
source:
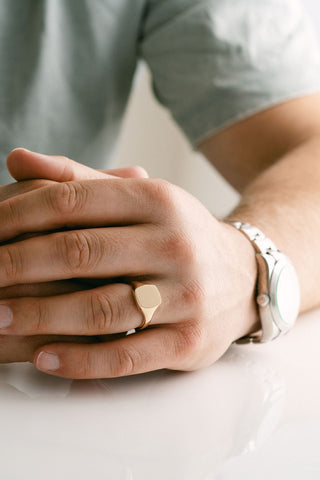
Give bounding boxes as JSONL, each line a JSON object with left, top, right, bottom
{"left": 133, "top": 284, "right": 162, "bottom": 330}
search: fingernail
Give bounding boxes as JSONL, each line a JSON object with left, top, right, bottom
{"left": 0, "top": 305, "right": 13, "bottom": 328}
{"left": 36, "top": 352, "right": 60, "bottom": 371}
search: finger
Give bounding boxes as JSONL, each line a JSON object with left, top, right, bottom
{"left": 0, "top": 279, "right": 90, "bottom": 299}
{"left": 0, "top": 334, "right": 99, "bottom": 364}
{"left": 0, "top": 178, "right": 56, "bottom": 203}
{"left": 0, "top": 281, "right": 175, "bottom": 335}
{"left": 0, "top": 226, "right": 164, "bottom": 287}
{"left": 32, "top": 324, "right": 196, "bottom": 378}
{"left": 7, "top": 148, "right": 111, "bottom": 181}
{"left": 7, "top": 148, "right": 148, "bottom": 181}
{"left": 0, "top": 177, "right": 162, "bottom": 242}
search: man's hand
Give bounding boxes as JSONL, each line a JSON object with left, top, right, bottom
{"left": 0, "top": 150, "right": 149, "bottom": 364}
{"left": 0, "top": 149, "right": 259, "bottom": 378}
{"left": 0, "top": 177, "right": 96, "bottom": 362}
{"left": 4, "top": 93, "right": 320, "bottom": 378}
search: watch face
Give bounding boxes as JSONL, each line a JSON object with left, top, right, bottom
{"left": 274, "top": 262, "right": 300, "bottom": 327}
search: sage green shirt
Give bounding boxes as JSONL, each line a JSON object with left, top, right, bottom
{"left": 0, "top": 0, "right": 319, "bottom": 183}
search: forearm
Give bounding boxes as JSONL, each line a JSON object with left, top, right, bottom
{"left": 225, "top": 136, "right": 320, "bottom": 313}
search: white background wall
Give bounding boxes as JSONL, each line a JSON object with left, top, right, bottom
{"left": 113, "top": 0, "right": 320, "bottom": 218}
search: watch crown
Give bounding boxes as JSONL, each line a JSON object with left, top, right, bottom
{"left": 256, "top": 293, "right": 270, "bottom": 308}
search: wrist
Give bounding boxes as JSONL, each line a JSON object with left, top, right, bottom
{"left": 219, "top": 221, "right": 261, "bottom": 342}
{"left": 224, "top": 218, "right": 301, "bottom": 343}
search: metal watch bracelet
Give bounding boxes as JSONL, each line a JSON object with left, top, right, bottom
{"left": 227, "top": 221, "right": 301, "bottom": 343}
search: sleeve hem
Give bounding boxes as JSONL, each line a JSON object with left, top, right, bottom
{"left": 178, "top": 85, "right": 320, "bottom": 148}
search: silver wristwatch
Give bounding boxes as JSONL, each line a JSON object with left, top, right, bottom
{"left": 229, "top": 221, "right": 300, "bottom": 343}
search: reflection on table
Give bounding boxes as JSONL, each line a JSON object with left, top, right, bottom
{"left": 0, "top": 308, "right": 319, "bottom": 480}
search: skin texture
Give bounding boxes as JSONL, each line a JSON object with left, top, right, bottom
{"left": 200, "top": 93, "right": 320, "bottom": 193}
{"left": 0, "top": 178, "right": 90, "bottom": 362}
{"left": 200, "top": 92, "right": 320, "bottom": 313}
{"left": 0, "top": 163, "right": 148, "bottom": 362}
{"left": 1, "top": 92, "right": 320, "bottom": 378}
{"left": 0, "top": 149, "right": 259, "bottom": 377}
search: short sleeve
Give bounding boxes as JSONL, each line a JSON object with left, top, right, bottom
{"left": 139, "top": 0, "right": 320, "bottom": 146}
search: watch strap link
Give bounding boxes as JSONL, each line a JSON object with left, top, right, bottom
{"left": 229, "top": 221, "right": 278, "bottom": 254}
{"left": 228, "top": 221, "right": 279, "bottom": 344}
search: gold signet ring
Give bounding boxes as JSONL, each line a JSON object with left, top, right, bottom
{"left": 133, "top": 284, "right": 162, "bottom": 330}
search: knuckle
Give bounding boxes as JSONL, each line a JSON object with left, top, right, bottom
{"left": 161, "top": 231, "right": 197, "bottom": 265}
{"left": 88, "top": 291, "right": 118, "bottom": 333}
{"left": 47, "top": 181, "right": 88, "bottom": 216}
{"left": 2, "top": 246, "right": 23, "bottom": 282}
{"left": 173, "top": 321, "right": 204, "bottom": 363}
{"left": 58, "top": 230, "right": 100, "bottom": 274}
{"left": 141, "top": 179, "right": 177, "bottom": 213}
{"left": 110, "top": 347, "right": 138, "bottom": 377}
{"left": 33, "top": 299, "right": 49, "bottom": 333}
{"left": 181, "top": 280, "right": 207, "bottom": 315}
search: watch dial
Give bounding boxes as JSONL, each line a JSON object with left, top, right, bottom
{"left": 275, "top": 263, "right": 300, "bottom": 326}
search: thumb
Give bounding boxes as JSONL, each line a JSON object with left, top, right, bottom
{"left": 7, "top": 148, "right": 149, "bottom": 182}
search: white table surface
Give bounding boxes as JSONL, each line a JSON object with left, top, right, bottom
{"left": 0, "top": 308, "right": 319, "bottom": 480}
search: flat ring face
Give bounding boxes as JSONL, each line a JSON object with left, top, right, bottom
{"left": 134, "top": 285, "right": 162, "bottom": 309}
